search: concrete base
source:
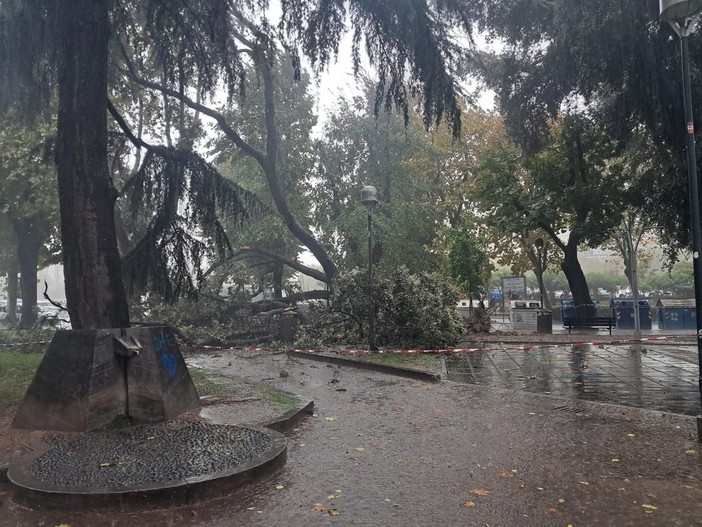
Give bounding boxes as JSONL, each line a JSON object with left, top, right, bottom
{"left": 12, "top": 327, "right": 200, "bottom": 431}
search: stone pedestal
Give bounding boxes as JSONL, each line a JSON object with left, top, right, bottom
{"left": 12, "top": 326, "right": 200, "bottom": 431}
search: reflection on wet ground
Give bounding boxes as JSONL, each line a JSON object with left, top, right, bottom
{"left": 445, "top": 344, "right": 701, "bottom": 416}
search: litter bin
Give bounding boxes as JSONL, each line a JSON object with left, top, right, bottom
{"left": 511, "top": 308, "right": 538, "bottom": 332}
{"left": 536, "top": 309, "right": 552, "bottom": 334}
{"left": 656, "top": 298, "right": 696, "bottom": 330}
{"left": 560, "top": 300, "right": 576, "bottom": 320}
{"left": 611, "top": 299, "right": 652, "bottom": 330}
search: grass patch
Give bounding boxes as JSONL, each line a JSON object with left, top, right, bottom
{"left": 188, "top": 368, "right": 244, "bottom": 399}
{"left": 263, "top": 389, "right": 299, "bottom": 410}
{"left": 189, "top": 367, "right": 299, "bottom": 412}
{"left": 354, "top": 352, "right": 441, "bottom": 372}
{"left": 0, "top": 349, "right": 43, "bottom": 406}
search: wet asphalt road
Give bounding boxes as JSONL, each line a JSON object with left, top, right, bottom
{"left": 3, "top": 345, "right": 702, "bottom": 526}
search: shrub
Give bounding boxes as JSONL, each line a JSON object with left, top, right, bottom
{"left": 295, "top": 266, "right": 464, "bottom": 349}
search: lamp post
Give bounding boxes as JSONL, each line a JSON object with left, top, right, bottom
{"left": 660, "top": 0, "right": 702, "bottom": 441}
{"left": 534, "top": 238, "right": 544, "bottom": 308}
{"left": 361, "top": 185, "right": 379, "bottom": 351}
{"left": 625, "top": 231, "right": 642, "bottom": 340}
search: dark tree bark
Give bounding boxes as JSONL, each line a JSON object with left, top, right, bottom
{"left": 55, "top": 0, "right": 129, "bottom": 329}
{"left": 13, "top": 217, "right": 44, "bottom": 328}
{"left": 560, "top": 241, "right": 596, "bottom": 316}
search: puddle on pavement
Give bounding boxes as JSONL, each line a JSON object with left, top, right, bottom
{"left": 445, "top": 343, "right": 701, "bottom": 416}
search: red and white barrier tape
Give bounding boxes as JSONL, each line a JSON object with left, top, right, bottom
{"left": 188, "top": 334, "right": 692, "bottom": 356}
{"left": 2, "top": 334, "right": 689, "bottom": 354}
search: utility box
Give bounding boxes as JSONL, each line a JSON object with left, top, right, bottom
{"left": 279, "top": 312, "right": 299, "bottom": 343}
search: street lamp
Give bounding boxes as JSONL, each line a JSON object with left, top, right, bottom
{"left": 660, "top": 0, "right": 702, "bottom": 441}
{"left": 361, "top": 185, "right": 379, "bottom": 351}
{"left": 534, "top": 238, "right": 544, "bottom": 308}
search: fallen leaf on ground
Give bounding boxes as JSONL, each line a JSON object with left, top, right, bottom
{"left": 686, "top": 449, "right": 697, "bottom": 455}
{"left": 275, "top": 484, "right": 284, "bottom": 490}
{"left": 325, "top": 416, "right": 338, "bottom": 421}
{"left": 558, "top": 498, "right": 566, "bottom": 504}
{"left": 611, "top": 458, "right": 620, "bottom": 463}
{"left": 463, "top": 501, "right": 476, "bottom": 508}
{"left": 313, "top": 503, "right": 327, "bottom": 513}
{"left": 641, "top": 504, "right": 658, "bottom": 511}
{"left": 496, "top": 470, "right": 514, "bottom": 479}
{"left": 355, "top": 447, "right": 365, "bottom": 452}
{"left": 547, "top": 508, "right": 558, "bottom": 513}
{"left": 99, "top": 461, "right": 125, "bottom": 468}
{"left": 328, "top": 508, "right": 341, "bottom": 516}
{"left": 470, "top": 488, "right": 491, "bottom": 497}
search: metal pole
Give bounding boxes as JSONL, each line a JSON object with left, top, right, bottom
{"left": 367, "top": 211, "right": 376, "bottom": 350}
{"left": 681, "top": 33, "right": 702, "bottom": 440}
{"left": 627, "top": 231, "right": 642, "bottom": 339}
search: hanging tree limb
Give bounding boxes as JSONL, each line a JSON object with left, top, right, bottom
{"left": 118, "top": 35, "right": 338, "bottom": 283}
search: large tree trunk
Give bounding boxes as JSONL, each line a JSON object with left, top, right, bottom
{"left": 560, "top": 241, "right": 596, "bottom": 316}
{"left": 13, "top": 217, "right": 44, "bottom": 328}
{"left": 55, "top": 0, "right": 130, "bottom": 329}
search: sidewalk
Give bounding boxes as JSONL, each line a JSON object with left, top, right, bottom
{"left": 447, "top": 331, "right": 701, "bottom": 416}
{"left": 2, "top": 337, "right": 702, "bottom": 526}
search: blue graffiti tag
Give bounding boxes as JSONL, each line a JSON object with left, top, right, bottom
{"left": 161, "top": 353, "right": 177, "bottom": 378}
{"left": 153, "top": 331, "right": 175, "bottom": 353}
{"left": 153, "top": 330, "right": 177, "bottom": 378}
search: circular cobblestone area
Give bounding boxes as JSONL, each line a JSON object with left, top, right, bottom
{"left": 29, "top": 421, "right": 272, "bottom": 488}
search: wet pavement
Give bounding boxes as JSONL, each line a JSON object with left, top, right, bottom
{"left": 2, "top": 341, "right": 702, "bottom": 526}
{"left": 445, "top": 342, "right": 701, "bottom": 416}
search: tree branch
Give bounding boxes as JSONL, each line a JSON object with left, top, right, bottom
{"left": 239, "top": 246, "right": 328, "bottom": 283}
{"left": 117, "top": 42, "right": 267, "bottom": 166}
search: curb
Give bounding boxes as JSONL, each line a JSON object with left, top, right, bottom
{"left": 262, "top": 398, "right": 315, "bottom": 433}
{"left": 287, "top": 350, "right": 442, "bottom": 382}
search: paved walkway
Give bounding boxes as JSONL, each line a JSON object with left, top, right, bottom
{"left": 2, "top": 334, "right": 702, "bottom": 526}
{"left": 445, "top": 341, "right": 701, "bottom": 416}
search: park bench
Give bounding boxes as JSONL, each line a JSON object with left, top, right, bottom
{"left": 562, "top": 316, "right": 616, "bottom": 335}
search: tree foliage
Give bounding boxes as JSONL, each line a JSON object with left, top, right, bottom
{"left": 474, "top": 0, "right": 701, "bottom": 253}
{"left": 296, "top": 266, "right": 464, "bottom": 349}
{"left": 472, "top": 115, "right": 627, "bottom": 314}
{"left": 311, "top": 85, "right": 444, "bottom": 274}
{"left": 444, "top": 221, "right": 492, "bottom": 299}
{"left": 120, "top": 147, "right": 264, "bottom": 301}
{"left": 0, "top": 108, "right": 59, "bottom": 327}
